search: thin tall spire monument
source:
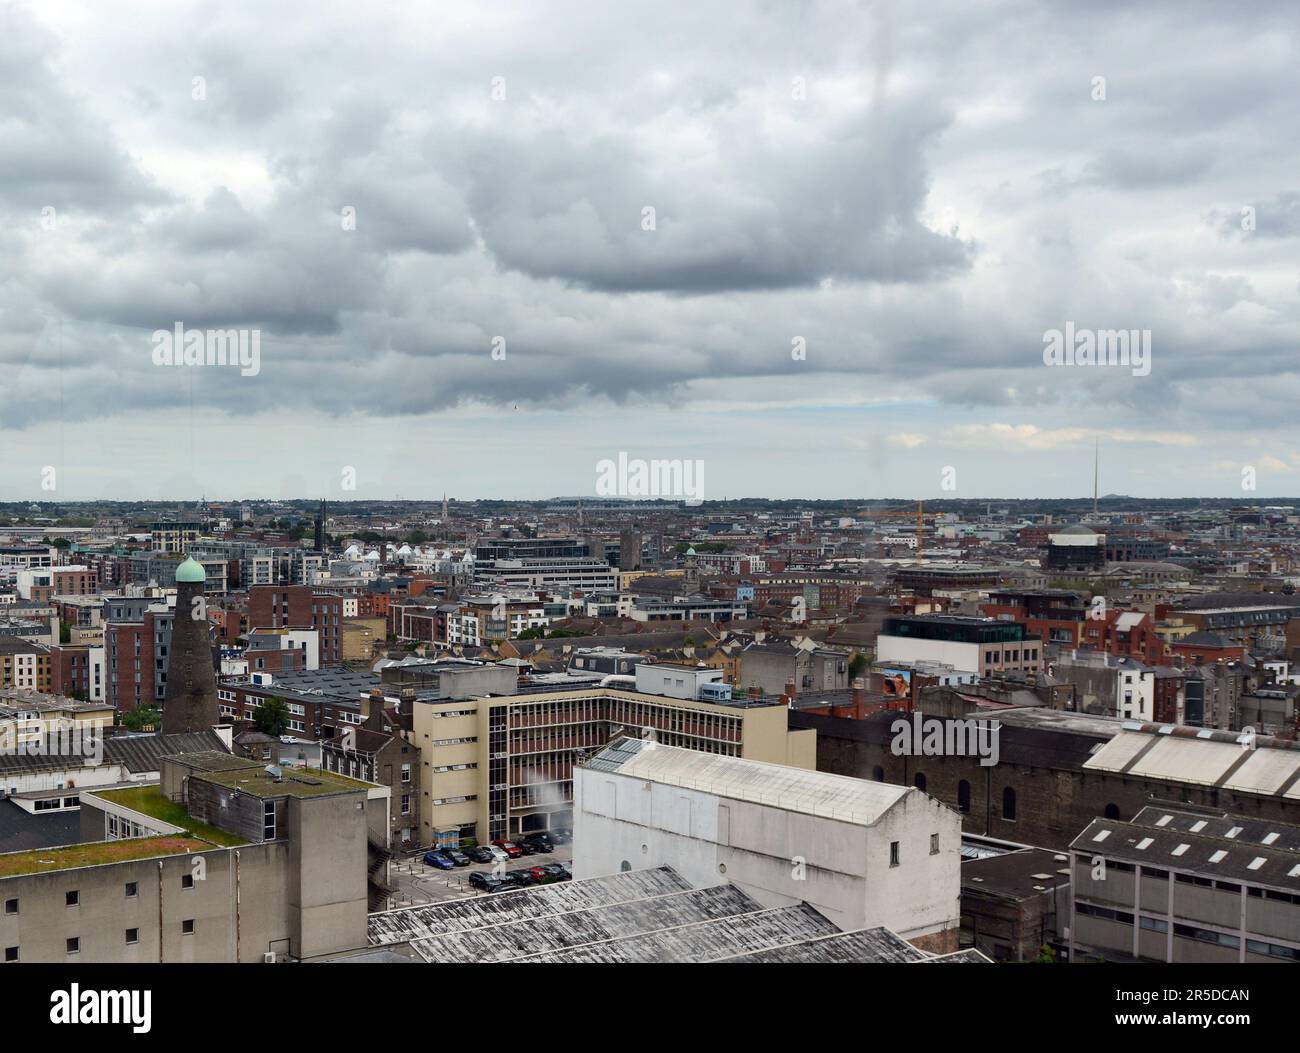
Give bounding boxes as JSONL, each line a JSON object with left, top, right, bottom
{"left": 1093, "top": 437, "right": 1099, "bottom": 517}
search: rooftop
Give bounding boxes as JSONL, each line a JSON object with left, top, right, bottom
{"left": 584, "top": 737, "right": 911, "bottom": 825}
{"left": 199, "top": 764, "right": 372, "bottom": 799}
{"left": 92, "top": 785, "right": 248, "bottom": 847}
{"left": 0, "top": 835, "right": 202, "bottom": 878}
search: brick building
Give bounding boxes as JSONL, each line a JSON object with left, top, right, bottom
{"left": 248, "top": 585, "right": 342, "bottom": 666}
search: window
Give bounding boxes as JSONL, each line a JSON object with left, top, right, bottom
{"left": 3, "top": 899, "right": 16, "bottom": 916}
{"left": 401, "top": 764, "right": 412, "bottom": 783}
{"left": 125, "top": 882, "right": 138, "bottom": 898}
{"left": 914, "top": 772, "right": 927, "bottom": 792}
{"left": 890, "top": 841, "right": 900, "bottom": 867}
{"left": 930, "top": 833, "right": 940, "bottom": 855}
{"left": 957, "top": 780, "right": 971, "bottom": 814}
{"left": 1002, "top": 787, "right": 1017, "bottom": 822}
{"left": 1104, "top": 803, "right": 1120, "bottom": 820}
{"left": 872, "top": 766, "right": 884, "bottom": 782}
{"left": 182, "top": 920, "right": 195, "bottom": 935}
{"left": 66, "top": 938, "right": 80, "bottom": 954}
{"left": 181, "top": 874, "right": 194, "bottom": 890}
{"left": 125, "top": 928, "right": 139, "bottom": 945}
{"left": 65, "top": 890, "right": 79, "bottom": 907}
{"left": 3, "top": 947, "right": 16, "bottom": 962}
{"left": 401, "top": 794, "right": 411, "bottom": 816}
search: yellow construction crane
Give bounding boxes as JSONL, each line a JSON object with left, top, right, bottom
{"left": 859, "top": 500, "right": 928, "bottom": 564}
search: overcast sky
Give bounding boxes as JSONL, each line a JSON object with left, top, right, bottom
{"left": 3, "top": 0, "right": 1299, "bottom": 502}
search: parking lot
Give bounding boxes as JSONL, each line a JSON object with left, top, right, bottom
{"left": 385, "top": 847, "right": 575, "bottom": 908}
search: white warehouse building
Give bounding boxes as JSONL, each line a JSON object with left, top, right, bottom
{"left": 573, "top": 738, "right": 962, "bottom": 951}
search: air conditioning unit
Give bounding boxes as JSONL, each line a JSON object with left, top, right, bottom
{"left": 262, "top": 952, "right": 277, "bottom": 963}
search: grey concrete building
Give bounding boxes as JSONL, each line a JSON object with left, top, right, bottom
{"left": 1069, "top": 804, "right": 1300, "bottom": 963}
{"left": 0, "top": 751, "right": 389, "bottom": 962}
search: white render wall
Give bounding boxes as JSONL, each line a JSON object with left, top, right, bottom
{"left": 573, "top": 765, "right": 961, "bottom": 938}
{"left": 875, "top": 636, "right": 980, "bottom": 676}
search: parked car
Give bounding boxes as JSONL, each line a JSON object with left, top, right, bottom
{"left": 550, "top": 828, "right": 573, "bottom": 845}
{"left": 446, "top": 850, "right": 471, "bottom": 867}
{"left": 423, "top": 850, "right": 455, "bottom": 870}
{"left": 525, "top": 865, "right": 554, "bottom": 884}
{"left": 465, "top": 845, "right": 494, "bottom": 864}
{"left": 469, "top": 872, "right": 507, "bottom": 892}
{"left": 485, "top": 844, "right": 512, "bottom": 863}
{"left": 503, "top": 869, "right": 537, "bottom": 888}
{"left": 540, "top": 863, "right": 571, "bottom": 882}
{"left": 492, "top": 839, "right": 524, "bottom": 858}
{"left": 521, "top": 834, "right": 554, "bottom": 853}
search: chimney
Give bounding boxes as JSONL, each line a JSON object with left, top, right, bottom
{"left": 785, "top": 678, "right": 797, "bottom": 701}
{"left": 364, "top": 687, "right": 386, "bottom": 731}
{"left": 851, "top": 677, "right": 866, "bottom": 719}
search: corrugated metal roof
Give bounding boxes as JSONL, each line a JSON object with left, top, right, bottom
{"left": 410, "top": 884, "right": 762, "bottom": 963}
{"left": 1124, "top": 734, "right": 1244, "bottom": 786}
{"left": 512, "top": 903, "right": 838, "bottom": 964}
{"left": 367, "top": 866, "right": 691, "bottom": 945}
{"left": 717, "top": 926, "right": 929, "bottom": 964}
{"left": 591, "top": 740, "right": 909, "bottom": 826}
{"left": 1223, "top": 748, "right": 1300, "bottom": 796}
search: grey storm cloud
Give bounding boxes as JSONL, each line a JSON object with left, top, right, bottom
{"left": 1, "top": 0, "right": 1300, "bottom": 500}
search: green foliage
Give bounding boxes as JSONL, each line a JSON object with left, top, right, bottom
{"left": 254, "top": 696, "right": 290, "bottom": 736}
{"left": 121, "top": 706, "right": 162, "bottom": 731}
{"left": 1033, "top": 944, "right": 1058, "bottom": 964}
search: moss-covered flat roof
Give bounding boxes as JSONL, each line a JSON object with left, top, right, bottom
{"left": 199, "top": 765, "right": 371, "bottom": 799}
{"left": 93, "top": 786, "right": 247, "bottom": 847}
{"left": 0, "top": 836, "right": 200, "bottom": 878}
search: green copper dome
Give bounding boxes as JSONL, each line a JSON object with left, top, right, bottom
{"left": 176, "top": 556, "right": 206, "bottom": 583}
{"left": 685, "top": 546, "right": 696, "bottom": 556}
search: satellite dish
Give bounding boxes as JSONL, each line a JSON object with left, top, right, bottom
{"left": 265, "top": 764, "right": 283, "bottom": 781}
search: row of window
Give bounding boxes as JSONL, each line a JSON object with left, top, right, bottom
{"left": 4, "top": 874, "right": 199, "bottom": 917}
{"left": 873, "top": 769, "right": 1022, "bottom": 822}
{"left": 4, "top": 923, "right": 197, "bottom": 961}
{"left": 888, "top": 834, "right": 942, "bottom": 866}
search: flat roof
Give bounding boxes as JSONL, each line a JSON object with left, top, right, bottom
{"left": 198, "top": 764, "right": 371, "bottom": 799}
{"left": 0, "top": 835, "right": 202, "bottom": 878}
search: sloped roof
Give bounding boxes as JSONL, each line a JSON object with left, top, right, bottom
{"left": 367, "top": 866, "right": 691, "bottom": 945}
{"left": 587, "top": 738, "right": 910, "bottom": 826}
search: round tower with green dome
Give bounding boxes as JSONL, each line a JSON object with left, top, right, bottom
{"left": 161, "top": 554, "right": 218, "bottom": 735}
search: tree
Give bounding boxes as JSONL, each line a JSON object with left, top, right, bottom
{"left": 1033, "top": 944, "right": 1058, "bottom": 964}
{"left": 848, "top": 653, "right": 868, "bottom": 680}
{"left": 121, "top": 707, "right": 162, "bottom": 731}
{"left": 254, "top": 697, "right": 290, "bottom": 736}
{"left": 59, "top": 620, "right": 71, "bottom": 644}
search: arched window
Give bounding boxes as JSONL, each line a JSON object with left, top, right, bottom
{"left": 619, "top": 860, "right": 631, "bottom": 872}
{"left": 914, "top": 772, "right": 927, "bottom": 792}
{"left": 1002, "top": 787, "right": 1017, "bottom": 822}
{"left": 872, "top": 766, "right": 884, "bottom": 782}
{"left": 957, "top": 780, "right": 971, "bottom": 814}
{"left": 1104, "top": 803, "right": 1120, "bottom": 819}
